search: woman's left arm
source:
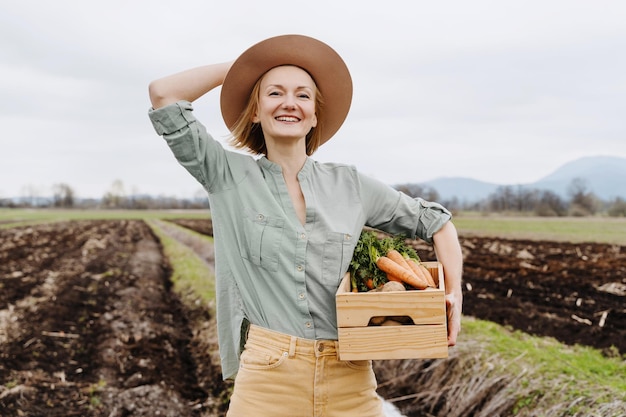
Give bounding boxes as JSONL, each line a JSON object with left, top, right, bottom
{"left": 432, "top": 221, "right": 463, "bottom": 346}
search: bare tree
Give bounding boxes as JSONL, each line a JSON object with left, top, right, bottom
{"left": 535, "top": 190, "right": 567, "bottom": 217}
{"left": 393, "top": 183, "right": 440, "bottom": 201}
{"left": 20, "top": 184, "right": 42, "bottom": 207}
{"left": 567, "top": 178, "right": 598, "bottom": 216}
{"left": 102, "top": 179, "right": 127, "bottom": 208}
{"left": 607, "top": 197, "right": 626, "bottom": 217}
{"left": 52, "top": 183, "right": 75, "bottom": 208}
{"left": 488, "top": 186, "right": 517, "bottom": 212}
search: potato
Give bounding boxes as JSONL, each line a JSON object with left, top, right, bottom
{"left": 369, "top": 316, "right": 386, "bottom": 326}
{"left": 389, "top": 316, "right": 414, "bottom": 325}
{"left": 381, "top": 281, "right": 406, "bottom": 292}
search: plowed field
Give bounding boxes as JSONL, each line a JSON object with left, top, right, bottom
{"left": 1, "top": 218, "right": 624, "bottom": 416}
{"left": 0, "top": 220, "right": 229, "bottom": 417}
{"left": 415, "top": 235, "right": 626, "bottom": 355}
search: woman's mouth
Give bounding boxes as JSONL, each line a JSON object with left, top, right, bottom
{"left": 275, "top": 116, "right": 300, "bottom": 122}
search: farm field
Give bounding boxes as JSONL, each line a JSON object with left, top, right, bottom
{"left": 0, "top": 219, "right": 230, "bottom": 416}
{"left": 0, "top": 211, "right": 625, "bottom": 416}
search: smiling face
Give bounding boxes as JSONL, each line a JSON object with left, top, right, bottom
{"left": 252, "top": 65, "right": 318, "bottom": 147}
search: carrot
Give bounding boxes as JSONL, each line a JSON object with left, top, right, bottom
{"left": 376, "top": 256, "right": 429, "bottom": 289}
{"left": 405, "top": 256, "right": 436, "bottom": 288}
{"left": 369, "top": 244, "right": 429, "bottom": 289}
{"left": 403, "top": 255, "right": 429, "bottom": 285}
{"left": 386, "top": 273, "right": 403, "bottom": 283}
{"left": 388, "top": 248, "right": 432, "bottom": 289}
{"left": 386, "top": 249, "right": 413, "bottom": 271}
{"left": 419, "top": 264, "right": 437, "bottom": 288}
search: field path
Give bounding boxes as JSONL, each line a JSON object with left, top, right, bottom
{"left": 152, "top": 219, "right": 215, "bottom": 272}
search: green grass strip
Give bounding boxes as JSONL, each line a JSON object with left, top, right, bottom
{"left": 147, "top": 220, "right": 216, "bottom": 309}
{"left": 0, "top": 208, "right": 208, "bottom": 229}
{"left": 453, "top": 214, "right": 626, "bottom": 245}
{"left": 461, "top": 317, "right": 626, "bottom": 411}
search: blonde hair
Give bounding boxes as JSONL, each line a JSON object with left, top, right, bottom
{"left": 228, "top": 66, "right": 325, "bottom": 156}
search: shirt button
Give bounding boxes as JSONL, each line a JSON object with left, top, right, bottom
{"left": 300, "top": 233, "right": 306, "bottom": 239}
{"left": 256, "top": 214, "right": 264, "bottom": 220}
{"left": 296, "top": 265, "right": 303, "bottom": 272}
{"left": 298, "top": 293, "right": 305, "bottom": 300}
{"left": 344, "top": 234, "right": 352, "bottom": 241}
{"left": 305, "top": 322, "right": 312, "bottom": 328}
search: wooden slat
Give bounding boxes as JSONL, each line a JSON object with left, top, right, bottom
{"left": 336, "top": 262, "right": 446, "bottom": 327}
{"left": 336, "top": 291, "right": 445, "bottom": 327}
{"left": 337, "top": 325, "right": 448, "bottom": 360}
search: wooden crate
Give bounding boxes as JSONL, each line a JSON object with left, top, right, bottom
{"left": 335, "top": 261, "right": 448, "bottom": 360}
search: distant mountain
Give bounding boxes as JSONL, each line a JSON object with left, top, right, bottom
{"left": 421, "top": 177, "right": 500, "bottom": 202}
{"left": 422, "top": 156, "right": 626, "bottom": 202}
{"left": 532, "top": 156, "right": 626, "bottom": 200}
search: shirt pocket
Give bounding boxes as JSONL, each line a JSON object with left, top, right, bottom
{"left": 322, "top": 231, "right": 354, "bottom": 287}
{"left": 240, "top": 208, "right": 285, "bottom": 272}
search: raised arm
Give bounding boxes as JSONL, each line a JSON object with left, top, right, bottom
{"left": 148, "top": 61, "right": 233, "bottom": 109}
{"left": 432, "top": 221, "right": 463, "bottom": 346}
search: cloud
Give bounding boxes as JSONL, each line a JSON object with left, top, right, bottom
{"left": 1, "top": 0, "right": 626, "bottom": 199}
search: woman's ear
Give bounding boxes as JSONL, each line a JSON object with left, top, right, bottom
{"left": 251, "top": 113, "right": 260, "bottom": 123}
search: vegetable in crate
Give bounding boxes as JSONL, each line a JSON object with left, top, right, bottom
{"left": 348, "top": 231, "right": 436, "bottom": 292}
{"left": 348, "top": 231, "right": 387, "bottom": 292}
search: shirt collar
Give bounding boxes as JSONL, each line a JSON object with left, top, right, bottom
{"left": 258, "top": 156, "right": 314, "bottom": 179}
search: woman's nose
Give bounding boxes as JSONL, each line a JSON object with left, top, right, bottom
{"left": 282, "top": 94, "right": 296, "bottom": 109}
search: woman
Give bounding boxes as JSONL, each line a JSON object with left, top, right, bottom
{"left": 148, "top": 34, "right": 463, "bottom": 417}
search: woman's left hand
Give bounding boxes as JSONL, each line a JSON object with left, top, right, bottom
{"left": 432, "top": 221, "right": 464, "bottom": 347}
{"left": 445, "top": 292, "right": 463, "bottom": 346}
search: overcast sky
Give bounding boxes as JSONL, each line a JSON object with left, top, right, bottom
{"left": 1, "top": 1, "right": 625, "bottom": 199}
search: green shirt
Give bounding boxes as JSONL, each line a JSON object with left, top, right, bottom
{"left": 148, "top": 100, "right": 451, "bottom": 379}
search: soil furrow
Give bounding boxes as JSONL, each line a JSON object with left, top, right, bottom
{"left": 0, "top": 220, "right": 222, "bottom": 416}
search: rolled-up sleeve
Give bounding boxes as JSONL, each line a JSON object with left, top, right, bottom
{"left": 359, "top": 173, "right": 451, "bottom": 244}
{"left": 412, "top": 198, "right": 451, "bottom": 243}
{"left": 148, "top": 100, "right": 232, "bottom": 191}
{"left": 148, "top": 100, "right": 197, "bottom": 135}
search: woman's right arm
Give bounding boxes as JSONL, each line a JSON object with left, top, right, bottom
{"left": 148, "top": 61, "right": 233, "bottom": 109}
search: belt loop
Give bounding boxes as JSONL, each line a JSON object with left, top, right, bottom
{"left": 288, "top": 336, "right": 297, "bottom": 358}
{"left": 334, "top": 341, "right": 340, "bottom": 360}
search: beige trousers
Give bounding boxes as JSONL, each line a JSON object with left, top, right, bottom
{"left": 226, "top": 324, "right": 384, "bottom": 417}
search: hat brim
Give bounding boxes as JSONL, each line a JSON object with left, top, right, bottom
{"left": 220, "top": 34, "right": 353, "bottom": 146}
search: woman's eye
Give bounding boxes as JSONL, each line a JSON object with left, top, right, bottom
{"left": 298, "top": 94, "right": 310, "bottom": 99}
{"left": 269, "top": 91, "right": 280, "bottom": 96}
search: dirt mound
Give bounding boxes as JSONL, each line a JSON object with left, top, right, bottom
{"left": 0, "top": 220, "right": 228, "bottom": 416}
{"left": 168, "top": 218, "right": 213, "bottom": 237}
{"left": 413, "top": 237, "right": 626, "bottom": 355}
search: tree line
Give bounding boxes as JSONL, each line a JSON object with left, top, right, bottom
{"left": 3, "top": 178, "right": 626, "bottom": 217}
{"left": 0, "top": 180, "right": 209, "bottom": 210}
{"left": 394, "top": 177, "right": 626, "bottom": 217}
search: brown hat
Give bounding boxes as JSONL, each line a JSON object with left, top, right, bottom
{"left": 220, "top": 34, "right": 353, "bottom": 145}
